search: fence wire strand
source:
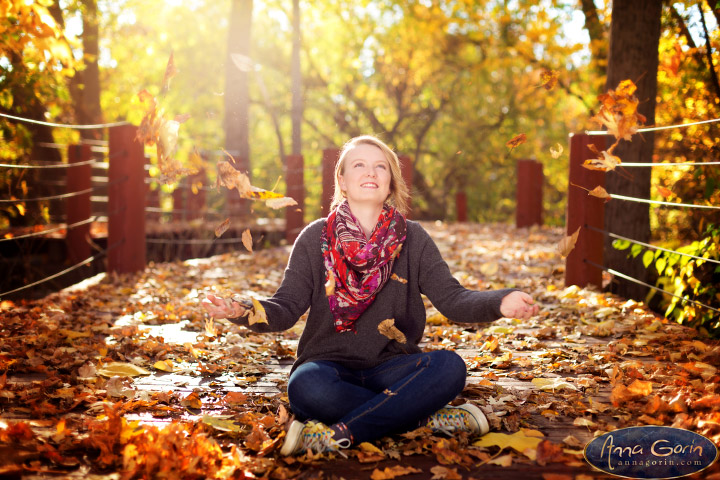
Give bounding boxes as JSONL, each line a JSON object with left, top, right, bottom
{"left": 0, "top": 240, "right": 122, "bottom": 298}
{"left": 586, "top": 117, "right": 720, "bottom": 135}
{"left": 0, "top": 112, "right": 130, "bottom": 130}
{"left": 0, "top": 159, "right": 100, "bottom": 169}
{"left": 584, "top": 259, "right": 720, "bottom": 315}
{"left": 584, "top": 225, "right": 720, "bottom": 266}
{"left": 608, "top": 193, "right": 720, "bottom": 210}
{"left": 146, "top": 237, "right": 249, "bottom": 245}
{"left": 0, "top": 216, "right": 101, "bottom": 243}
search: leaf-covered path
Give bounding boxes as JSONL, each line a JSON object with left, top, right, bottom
{"left": 1, "top": 222, "right": 719, "bottom": 480}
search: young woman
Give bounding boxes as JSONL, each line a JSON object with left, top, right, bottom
{"left": 202, "top": 135, "right": 538, "bottom": 456}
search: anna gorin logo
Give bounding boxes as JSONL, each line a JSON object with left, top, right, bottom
{"left": 584, "top": 426, "right": 718, "bottom": 479}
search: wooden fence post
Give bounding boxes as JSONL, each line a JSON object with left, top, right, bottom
{"left": 108, "top": 124, "right": 146, "bottom": 274}
{"left": 285, "top": 154, "right": 305, "bottom": 243}
{"left": 321, "top": 148, "right": 339, "bottom": 216}
{"left": 565, "top": 133, "right": 605, "bottom": 288}
{"left": 398, "top": 154, "right": 413, "bottom": 217}
{"left": 456, "top": 191, "right": 468, "bottom": 222}
{"left": 516, "top": 159, "right": 544, "bottom": 228}
{"left": 66, "top": 144, "right": 92, "bottom": 264}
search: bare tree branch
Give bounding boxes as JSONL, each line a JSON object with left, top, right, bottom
{"left": 698, "top": 3, "right": 720, "bottom": 101}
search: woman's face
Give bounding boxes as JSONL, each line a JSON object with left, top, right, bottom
{"left": 338, "top": 144, "right": 392, "bottom": 209}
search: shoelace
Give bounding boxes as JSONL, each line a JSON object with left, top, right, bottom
{"left": 427, "top": 409, "right": 470, "bottom": 435}
{"left": 301, "top": 422, "right": 352, "bottom": 454}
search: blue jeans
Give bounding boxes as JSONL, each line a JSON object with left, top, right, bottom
{"left": 287, "top": 350, "right": 467, "bottom": 444}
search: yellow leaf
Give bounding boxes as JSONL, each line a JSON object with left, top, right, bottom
{"left": 59, "top": 329, "right": 91, "bottom": 339}
{"left": 582, "top": 150, "right": 622, "bottom": 172}
{"left": 201, "top": 415, "right": 242, "bottom": 432}
{"left": 488, "top": 454, "right": 514, "bottom": 466}
{"left": 97, "top": 362, "right": 151, "bottom": 378}
{"left": 557, "top": 227, "right": 580, "bottom": 257}
{"left": 531, "top": 377, "right": 578, "bottom": 392}
{"left": 248, "top": 298, "right": 268, "bottom": 325}
{"left": 378, "top": 318, "right": 407, "bottom": 344}
{"left": 627, "top": 379, "right": 653, "bottom": 396}
{"left": 549, "top": 143, "right": 563, "bottom": 159}
{"left": 480, "top": 262, "right": 499, "bottom": 276}
{"left": 572, "top": 417, "right": 597, "bottom": 428}
{"left": 241, "top": 229, "right": 253, "bottom": 252}
{"left": 359, "top": 442, "right": 384, "bottom": 454}
{"left": 153, "top": 360, "right": 174, "bottom": 372}
{"left": 473, "top": 429, "right": 544, "bottom": 457}
{"left": 540, "top": 69, "right": 559, "bottom": 91}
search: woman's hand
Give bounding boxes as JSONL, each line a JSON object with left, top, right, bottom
{"left": 500, "top": 291, "right": 539, "bottom": 319}
{"left": 201, "top": 293, "right": 249, "bottom": 319}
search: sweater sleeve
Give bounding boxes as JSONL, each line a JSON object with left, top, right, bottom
{"left": 416, "top": 227, "right": 516, "bottom": 324}
{"left": 231, "top": 225, "right": 316, "bottom": 333}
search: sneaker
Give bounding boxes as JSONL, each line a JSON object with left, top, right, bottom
{"left": 280, "top": 420, "right": 352, "bottom": 456}
{"left": 426, "top": 403, "right": 490, "bottom": 436}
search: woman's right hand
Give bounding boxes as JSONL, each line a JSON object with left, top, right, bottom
{"left": 201, "top": 293, "right": 249, "bottom": 319}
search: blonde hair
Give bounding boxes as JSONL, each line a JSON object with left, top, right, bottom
{"left": 330, "top": 135, "right": 411, "bottom": 215}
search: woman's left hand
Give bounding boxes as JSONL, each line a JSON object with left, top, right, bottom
{"left": 500, "top": 291, "right": 539, "bottom": 319}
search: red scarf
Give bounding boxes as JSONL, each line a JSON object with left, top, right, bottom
{"left": 321, "top": 201, "right": 407, "bottom": 333}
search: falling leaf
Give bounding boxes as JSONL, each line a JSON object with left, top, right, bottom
{"left": 540, "top": 69, "right": 559, "bottom": 90}
{"left": 371, "top": 466, "right": 422, "bottom": 480}
{"left": 506, "top": 133, "right": 527, "bottom": 149}
{"left": 97, "top": 362, "right": 151, "bottom": 378}
{"left": 549, "top": 143, "right": 563, "bottom": 158}
{"left": 583, "top": 149, "right": 622, "bottom": 172}
{"left": 217, "top": 160, "right": 253, "bottom": 198}
{"left": 390, "top": 273, "right": 408, "bottom": 284}
{"left": 587, "top": 185, "right": 611, "bottom": 200}
{"left": 248, "top": 298, "right": 268, "bottom": 325}
{"left": 325, "top": 271, "right": 336, "bottom": 296}
{"left": 480, "top": 262, "right": 499, "bottom": 276}
{"left": 378, "top": 319, "right": 407, "bottom": 344}
{"left": 153, "top": 360, "right": 174, "bottom": 372}
{"left": 264, "top": 196, "right": 298, "bottom": 210}
{"left": 592, "top": 79, "right": 646, "bottom": 142}
{"left": 241, "top": 229, "right": 253, "bottom": 252}
{"left": 215, "top": 218, "right": 231, "bottom": 237}
{"left": 162, "top": 52, "right": 178, "bottom": 93}
{"left": 557, "top": 227, "right": 580, "bottom": 257}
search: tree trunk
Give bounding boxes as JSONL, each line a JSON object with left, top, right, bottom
{"left": 603, "top": 0, "right": 662, "bottom": 301}
{"left": 579, "top": 0, "right": 607, "bottom": 78}
{"left": 225, "top": 0, "right": 253, "bottom": 216}
{"left": 70, "top": 0, "right": 103, "bottom": 141}
{"left": 291, "top": 0, "right": 302, "bottom": 156}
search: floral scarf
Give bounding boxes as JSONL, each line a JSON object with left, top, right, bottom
{"left": 321, "top": 201, "right": 407, "bottom": 333}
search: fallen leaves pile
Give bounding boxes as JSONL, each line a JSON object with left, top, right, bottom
{"left": 1, "top": 222, "right": 719, "bottom": 479}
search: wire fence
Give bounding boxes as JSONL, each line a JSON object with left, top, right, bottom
{"left": 574, "top": 115, "right": 720, "bottom": 319}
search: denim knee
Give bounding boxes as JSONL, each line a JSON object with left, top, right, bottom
{"left": 430, "top": 350, "right": 467, "bottom": 396}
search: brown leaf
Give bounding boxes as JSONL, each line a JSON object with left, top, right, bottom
{"left": 264, "top": 196, "right": 298, "bottom": 209}
{"left": 430, "top": 465, "right": 462, "bottom": 480}
{"left": 390, "top": 273, "right": 407, "bottom": 284}
{"left": 540, "top": 69, "right": 559, "bottom": 91}
{"left": 162, "top": 52, "right": 178, "bottom": 92}
{"left": 248, "top": 298, "right": 268, "bottom": 325}
{"left": 371, "top": 466, "right": 422, "bottom": 480}
{"left": 592, "top": 79, "right": 645, "bottom": 141}
{"left": 217, "top": 160, "right": 252, "bottom": 198}
{"left": 181, "top": 391, "right": 202, "bottom": 409}
{"left": 656, "top": 186, "right": 673, "bottom": 198}
{"left": 215, "top": 218, "right": 231, "bottom": 237}
{"left": 583, "top": 150, "right": 622, "bottom": 172}
{"left": 557, "top": 227, "right": 580, "bottom": 257}
{"left": 506, "top": 133, "right": 527, "bottom": 149}
{"left": 378, "top": 319, "right": 407, "bottom": 344}
{"left": 587, "top": 185, "right": 611, "bottom": 200}
{"left": 241, "top": 229, "right": 253, "bottom": 252}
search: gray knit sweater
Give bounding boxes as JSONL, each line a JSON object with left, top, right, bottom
{"left": 232, "top": 219, "right": 515, "bottom": 371}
